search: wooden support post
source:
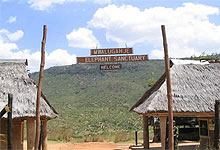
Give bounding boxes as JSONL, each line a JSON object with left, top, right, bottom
{"left": 27, "top": 119, "right": 36, "bottom": 150}
{"left": 39, "top": 121, "right": 43, "bottom": 150}
{"left": 143, "top": 116, "right": 149, "bottom": 149}
{"left": 214, "top": 100, "right": 220, "bottom": 150}
{"left": 42, "top": 120, "right": 47, "bottom": 150}
{"left": 160, "top": 116, "right": 167, "bottom": 150}
{"left": 8, "top": 94, "right": 13, "bottom": 150}
{"left": 35, "top": 25, "right": 47, "bottom": 150}
{"left": 135, "top": 131, "right": 138, "bottom": 145}
{"left": 161, "top": 25, "right": 174, "bottom": 150}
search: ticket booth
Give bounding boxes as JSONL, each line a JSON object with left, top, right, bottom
{"left": 199, "top": 118, "right": 215, "bottom": 149}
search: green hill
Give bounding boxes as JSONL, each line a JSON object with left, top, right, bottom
{"left": 31, "top": 60, "right": 164, "bottom": 141}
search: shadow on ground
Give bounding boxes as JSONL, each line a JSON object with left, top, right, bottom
{"left": 131, "top": 145, "right": 198, "bottom": 150}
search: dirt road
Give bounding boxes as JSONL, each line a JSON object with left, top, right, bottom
{"left": 47, "top": 142, "right": 130, "bottom": 150}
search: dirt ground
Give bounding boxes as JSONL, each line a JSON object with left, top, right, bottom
{"left": 33, "top": 141, "right": 199, "bottom": 150}
{"left": 47, "top": 142, "right": 130, "bottom": 150}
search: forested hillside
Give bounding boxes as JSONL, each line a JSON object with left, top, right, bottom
{"left": 31, "top": 60, "right": 164, "bottom": 141}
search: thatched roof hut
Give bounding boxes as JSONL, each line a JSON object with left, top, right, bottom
{"left": 0, "top": 60, "right": 58, "bottom": 150}
{"left": 0, "top": 60, "right": 58, "bottom": 119}
{"left": 130, "top": 59, "right": 218, "bottom": 117}
{"left": 130, "top": 59, "right": 220, "bottom": 150}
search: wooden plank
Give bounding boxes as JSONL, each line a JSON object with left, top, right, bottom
{"left": 77, "top": 55, "right": 148, "bottom": 64}
{"left": 91, "top": 48, "right": 133, "bottom": 55}
{"left": 100, "top": 64, "right": 121, "bottom": 70}
{"left": 161, "top": 25, "right": 174, "bottom": 150}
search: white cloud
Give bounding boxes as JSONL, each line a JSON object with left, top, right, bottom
{"left": 27, "top": 0, "right": 111, "bottom": 11}
{"left": 150, "top": 49, "right": 164, "bottom": 59}
{"left": 7, "top": 30, "right": 24, "bottom": 41}
{"left": 93, "top": 0, "right": 112, "bottom": 5}
{"left": 88, "top": 3, "right": 220, "bottom": 58}
{"left": 46, "top": 49, "right": 76, "bottom": 69}
{"left": 0, "top": 29, "right": 24, "bottom": 42}
{"left": 7, "top": 16, "right": 16, "bottom": 23}
{"left": 0, "top": 29, "right": 76, "bottom": 72}
{"left": 28, "top": 0, "right": 85, "bottom": 11}
{"left": 66, "top": 27, "right": 100, "bottom": 49}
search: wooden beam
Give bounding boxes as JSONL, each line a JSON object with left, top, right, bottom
{"left": 35, "top": 25, "right": 47, "bottom": 150}
{"left": 143, "top": 116, "right": 149, "bottom": 149}
{"left": 8, "top": 94, "right": 13, "bottom": 150}
{"left": 143, "top": 112, "right": 215, "bottom": 117}
{"left": 160, "top": 116, "right": 167, "bottom": 150}
{"left": 161, "top": 25, "right": 173, "bottom": 150}
{"left": 214, "top": 100, "right": 220, "bottom": 150}
{"left": 27, "top": 119, "right": 35, "bottom": 150}
{"left": 42, "top": 120, "right": 48, "bottom": 150}
{"left": 0, "top": 106, "right": 7, "bottom": 118}
{"left": 39, "top": 121, "right": 43, "bottom": 150}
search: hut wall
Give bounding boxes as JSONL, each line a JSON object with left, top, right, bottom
{"left": 0, "top": 119, "right": 24, "bottom": 150}
{"left": 12, "top": 119, "right": 24, "bottom": 150}
{"left": 0, "top": 119, "right": 7, "bottom": 150}
{"left": 27, "top": 118, "right": 35, "bottom": 150}
{"left": 160, "top": 116, "right": 167, "bottom": 150}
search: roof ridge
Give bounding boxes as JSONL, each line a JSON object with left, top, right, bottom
{"left": 0, "top": 59, "right": 28, "bottom": 65}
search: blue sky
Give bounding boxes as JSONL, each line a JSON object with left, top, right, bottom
{"left": 1, "top": 0, "right": 220, "bottom": 71}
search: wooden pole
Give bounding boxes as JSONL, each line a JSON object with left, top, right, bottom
{"left": 214, "top": 100, "right": 220, "bottom": 150}
{"left": 135, "top": 131, "right": 138, "bottom": 145}
{"left": 143, "top": 116, "right": 149, "bottom": 149}
{"left": 42, "top": 120, "right": 48, "bottom": 150}
{"left": 38, "top": 121, "right": 43, "bottom": 150}
{"left": 8, "top": 94, "right": 13, "bottom": 150}
{"left": 161, "top": 25, "right": 174, "bottom": 150}
{"left": 35, "top": 25, "right": 47, "bottom": 150}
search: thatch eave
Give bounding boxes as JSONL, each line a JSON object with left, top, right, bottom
{"left": 0, "top": 61, "right": 58, "bottom": 119}
{"left": 130, "top": 61, "right": 220, "bottom": 116}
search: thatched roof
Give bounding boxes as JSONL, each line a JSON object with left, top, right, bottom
{"left": 0, "top": 60, "right": 58, "bottom": 119}
{"left": 130, "top": 60, "right": 220, "bottom": 114}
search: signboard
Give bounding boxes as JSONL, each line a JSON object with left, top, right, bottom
{"left": 77, "top": 55, "right": 148, "bottom": 64}
{"left": 100, "top": 64, "right": 121, "bottom": 70}
{"left": 91, "top": 48, "right": 133, "bottom": 55}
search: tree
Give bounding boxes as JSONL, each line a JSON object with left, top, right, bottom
{"left": 147, "top": 77, "right": 155, "bottom": 87}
